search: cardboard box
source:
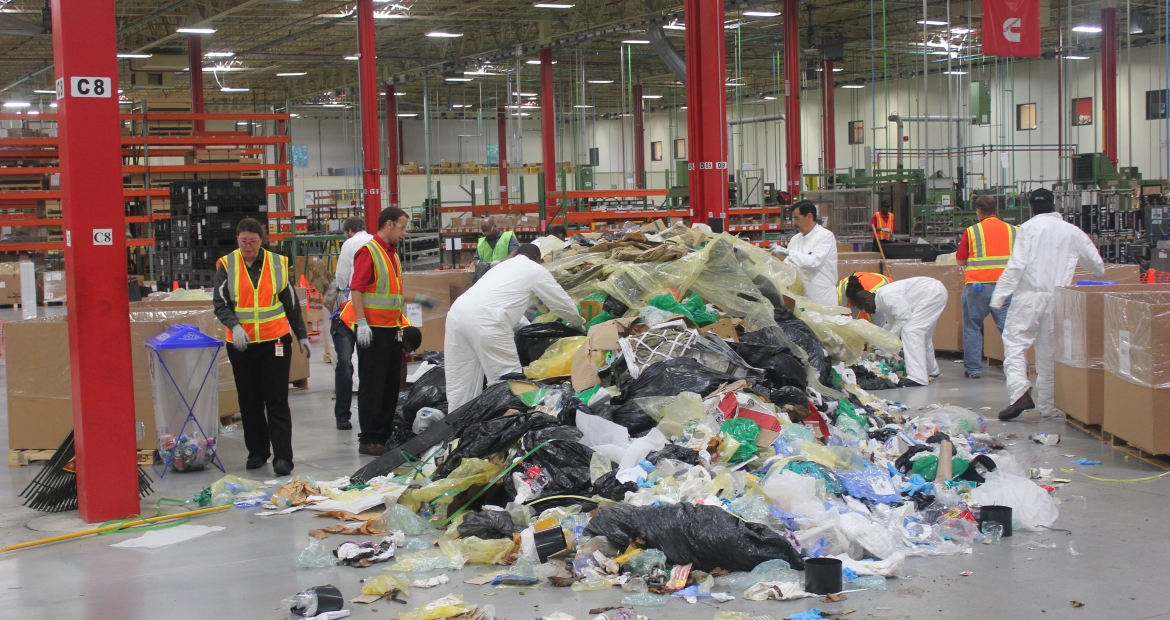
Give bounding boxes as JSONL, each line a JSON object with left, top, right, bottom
{"left": 400, "top": 270, "right": 475, "bottom": 352}
{"left": 1056, "top": 363, "right": 1104, "bottom": 425}
{"left": 1104, "top": 371, "right": 1170, "bottom": 455}
{"left": 1074, "top": 264, "right": 1140, "bottom": 284}
{"left": 0, "top": 262, "right": 21, "bottom": 304}
{"left": 838, "top": 259, "right": 884, "bottom": 284}
{"left": 839, "top": 252, "right": 883, "bottom": 261}
{"left": 699, "top": 317, "right": 740, "bottom": 342}
{"left": 5, "top": 308, "right": 237, "bottom": 451}
{"left": 42, "top": 270, "right": 66, "bottom": 303}
{"left": 571, "top": 317, "right": 641, "bottom": 391}
{"left": 883, "top": 262, "right": 964, "bottom": 351}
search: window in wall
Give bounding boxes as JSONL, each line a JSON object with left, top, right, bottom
{"left": 1073, "top": 97, "right": 1093, "bottom": 126}
{"left": 1016, "top": 103, "right": 1037, "bottom": 131}
{"left": 847, "top": 121, "right": 864, "bottom": 144}
{"left": 1146, "top": 90, "right": 1168, "bottom": 120}
{"left": 674, "top": 139, "right": 686, "bottom": 159}
{"left": 651, "top": 141, "right": 663, "bottom": 161}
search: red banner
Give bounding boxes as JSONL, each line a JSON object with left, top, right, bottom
{"left": 982, "top": 0, "right": 1041, "bottom": 58}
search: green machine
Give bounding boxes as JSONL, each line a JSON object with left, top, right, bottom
{"left": 667, "top": 160, "right": 689, "bottom": 207}
{"left": 576, "top": 165, "right": 595, "bottom": 191}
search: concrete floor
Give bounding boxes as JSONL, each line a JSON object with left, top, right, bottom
{"left": 0, "top": 310, "right": 1168, "bottom": 619}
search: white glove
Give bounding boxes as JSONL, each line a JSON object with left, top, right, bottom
{"left": 231, "top": 325, "right": 249, "bottom": 351}
{"left": 299, "top": 338, "right": 311, "bottom": 357}
{"left": 355, "top": 318, "right": 373, "bottom": 348}
{"left": 414, "top": 293, "right": 438, "bottom": 310}
{"left": 770, "top": 244, "right": 789, "bottom": 256}
{"left": 565, "top": 314, "right": 586, "bottom": 328}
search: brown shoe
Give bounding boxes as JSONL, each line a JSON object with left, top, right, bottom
{"left": 358, "top": 443, "right": 384, "bottom": 456}
{"left": 998, "top": 390, "right": 1036, "bottom": 420}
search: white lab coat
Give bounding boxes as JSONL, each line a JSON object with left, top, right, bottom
{"left": 786, "top": 224, "right": 839, "bottom": 307}
{"left": 445, "top": 256, "right": 584, "bottom": 411}
{"left": 332, "top": 231, "right": 373, "bottom": 382}
{"left": 991, "top": 212, "right": 1104, "bottom": 415}
{"left": 875, "top": 277, "right": 948, "bottom": 386}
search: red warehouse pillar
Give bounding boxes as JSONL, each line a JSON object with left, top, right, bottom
{"left": 784, "top": 0, "right": 803, "bottom": 196}
{"left": 541, "top": 48, "right": 557, "bottom": 212}
{"left": 357, "top": 0, "right": 382, "bottom": 230}
{"left": 683, "top": 0, "right": 729, "bottom": 224}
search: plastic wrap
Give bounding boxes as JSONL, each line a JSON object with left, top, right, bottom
{"left": 438, "top": 536, "right": 514, "bottom": 565}
{"left": 515, "top": 322, "right": 587, "bottom": 367}
{"left": 1103, "top": 292, "right": 1170, "bottom": 388}
{"left": 409, "top": 459, "right": 500, "bottom": 508}
{"left": 399, "top": 595, "right": 472, "bottom": 620}
{"left": 524, "top": 337, "right": 587, "bottom": 380}
{"left": 1053, "top": 286, "right": 1091, "bottom": 368}
{"left": 969, "top": 471, "right": 1060, "bottom": 531}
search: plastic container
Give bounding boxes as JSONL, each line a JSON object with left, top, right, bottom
{"left": 977, "top": 505, "right": 1013, "bottom": 538}
{"left": 981, "top": 521, "right": 1003, "bottom": 545}
{"left": 804, "top": 557, "right": 843, "bottom": 595}
{"left": 533, "top": 525, "right": 568, "bottom": 563}
{"left": 283, "top": 585, "right": 344, "bottom": 617}
{"left": 145, "top": 324, "right": 224, "bottom": 475}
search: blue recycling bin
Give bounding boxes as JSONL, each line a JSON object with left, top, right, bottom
{"left": 145, "top": 324, "right": 225, "bottom": 476}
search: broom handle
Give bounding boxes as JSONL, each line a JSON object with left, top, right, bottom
{"left": 0, "top": 505, "right": 230, "bottom": 553}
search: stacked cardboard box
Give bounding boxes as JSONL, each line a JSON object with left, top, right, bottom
{"left": 400, "top": 270, "right": 474, "bottom": 352}
{"left": 1102, "top": 291, "right": 1170, "bottom": 454}
{"left": 882, "top": 262, "right": 963, "bottom": 351}
{"left": 0, "top": 262, "right": 20, "bottom": 305}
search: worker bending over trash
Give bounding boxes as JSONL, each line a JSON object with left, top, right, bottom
{"left": 846, "top": 274, "right": 947, "bottom": 387}
{"left": 445, "top": 243, "right": 585, "bottom": 412}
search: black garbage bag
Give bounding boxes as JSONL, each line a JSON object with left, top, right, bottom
{"left": 422, "top": 351, "right": 445, "bottom": 365}
{"left": 389, "top": 366, "right": 447, "bottom": 447}
{"left": 851, "top": 364, "right": 895, "bottom": 391}
{"left": 771, "top": 305, "right": 830, "bottom": 382}
{"left": 515, "top": 323, "right": 586, "bottom": 367}
{"left": 893, "top": 444, "right": 935, "bottom": 474}
{"left": 730, "top": 343, "right": 807, "bottom": 391}
{"left": 503, "top": 425, "right": 594, "bottom": 502}
{"left": 592, "top": 469, "right": 638, "bottom": 501}
{"left": 615, "top": 357, "right": 739, "bottom": 402}
{"left": 608, "top": 405, "right": 659, "bottom": 437}
{"left": 646, "top": 444, "right": 701, "bottom": 465}
{"left": 582, "top": 503, "right": 805, "bottom": 572}
{"left": 457, "top": 510, "right": 522, "bottom": 539}
{"left": 602, "top": 295, "right": 629, "bottom": 318}
{"left": 435, "top": 411, "right": 561, "bottom": 479}
{"left": 446, "top": 380, "right": 530, "bottom": 438}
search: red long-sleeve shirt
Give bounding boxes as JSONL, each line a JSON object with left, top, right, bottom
{"left": 349, "top": 234, "right": 400, "bottom": 292}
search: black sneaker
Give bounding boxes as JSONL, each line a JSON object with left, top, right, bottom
{"left": 273, "top": 459, "right": 294, "bottom": 476}
{"left": 998, "top": 391, "right": 1036, "bottom": 420}
{"left": 336, "top": 419, "right": 353, "bottom": 430}
{"left": 965, "top": 371, "right": 981, "bottom": 379}
{"left": 246, "top": 456, "right": 268, "bottom": 470}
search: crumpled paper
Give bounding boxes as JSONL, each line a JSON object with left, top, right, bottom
{"left": 309, "top": 521, "right": 391, "bottom": 539}
{"left": 334, "top": 533, "right": 406, "bottom": 567}
{"left": 743, "top": 581, "right": 816, "bottom": 601}
{"left": 272, "top": 478, "right": 322, "bottom": 507}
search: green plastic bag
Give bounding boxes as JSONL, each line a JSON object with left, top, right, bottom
{"left": 646, "top": 292, "right": 718, "bottom": 327}
{"left": 837, "top": 398, "right": 867, "bottom": 427}
{"left": 719, "top": 418, "right": 760, "bottom": 462}
{"left": 579, "top": 291, "right": 608, "bottom": 324}
{"left": 585, "top": 311, "right": 615, "bottom": 329}
{"left": 911, "top": 455, "right": 971, "bottom": 481}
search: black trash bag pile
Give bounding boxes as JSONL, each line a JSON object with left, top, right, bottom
{"left": 435, "top": 411, "right": 562, "bottom": 478}
{"left": 515, "top": 323, "right": 586, "bottom": 367}
{"left": 608, "top": 358, "right": 739, "bottom": 436}
{"left": 851, "top": 363, "right": 897, "bottom": 391}
{"left": 445, "top": 379, "right": 531, "bottom": 438}
{"left": 583, "top": 503, "right": 805, "bottom": 572}
{"left": 389, "top": 365, "right": 447, "bottom": 447}
{"left": 646, "top": 443, "right": 701, "bottom": 465}
{"left": 457, "top": 509, "right": 522, "bottom": 539}
{"left": 730, "top": 342, "right": 807, "bottom": 392}
{"left": 591, "top": 469, "right": 638, "bottom": 501}
{"left": 772, "top": 305, "right": 831, "bottom": 384}
{"left": 503, "top": 425, "right": 594, "bottom": 501}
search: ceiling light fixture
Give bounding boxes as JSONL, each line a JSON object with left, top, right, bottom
{"left": 764, "top": 96, "right": 777, "bottom": 100}
{"left": 33, "top": 89, "right": 55, "bottom": 94}
{"left": 513, "top": 92, "right": 537, "bottom": 96}
{"left": 743, "top": 10, "right": 780, "bottom": 17}
{"left": 344, "top": 55, "right": 360, "bottom": 60}
{"left": 622, "top": 39, "right": 650, "bottom": 44}
{"left": 277, "top": 72, "right": 307, "bottom": 77}
{"left": 534, "top": 3, "right": 575, "bottom": 7}
{"left": 1072, "top": 25, "right": 1102, "bottom": 33}
{"left": 1064, "top": 54, "right": 1090, "bottom": 60}
{"left": 322, "top": 103, "right": 346, "bottom": 107}
{"left": 397, "top": 113, "right": 418, "bottom": 117}
{"left": 950, "top": 27, "right": 971, "bottom": 34}
{"left": 446, "top": 77, "right": 473, "bottom": 82}
{"left": 841, "top": 84, "right": 864, "bottom": 88}
{"left": 221, "top": 87, "right": 250, "bottom": 92}
{"left": 587, "top": 80, "right": 613, "bottom": 84}
{"left": 176, "top": 27, "right": 216, "bottom": 34}
{"left": 641, "top": 94, "right": 662, "bottom": 99}
{"left": 574, "top": 104, "right": 593, "bottom": 108}
{"left": 3, "top": 102, "right": 31, "bottom": 107}
{"left": 943, "top": 70, "right": 967, "bottom": 74}
{"left": 916, "top": 19, "right": 948, "bottom": 25}
{"left": 427, "top": 31, "right": 463, "bottom": 37}
{"left": 664, "top": 22, "right": 685, "bottom": 30}
{"left": 50, "top": 102, "right": 57, "bottom": 108}
{"left": 525, "top": 59, "right": 557, "bottom": 64}
{"left": 374, "top": 12, "right": 409, "bottom": 18}
{"left": 205, "top": 51, "right": 234, "bottom": 58}
{"left": 117, "top": 53, "right": 152, "bottom": 59}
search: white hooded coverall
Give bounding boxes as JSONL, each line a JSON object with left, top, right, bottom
{"left": 874, "top": 277, "right": 948, "bottom": 386}
{"left": 445, "top": 256, "right": 584, "bottom": 412}
{"left": 785, "top": 223, "right": 839, "bottom": 307}
{"left": 991, "top": 212, "right": 1104, "bottom": 415}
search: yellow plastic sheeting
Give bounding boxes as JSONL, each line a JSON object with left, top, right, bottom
{"left": 523, "top": 336, "right": 587, "bottom": 380}
{"left": 408, "top": 459, "right": 500, "bottom": 509}
{"left": 796, "top": 441, "right": 873, "bottom": 470}
{"left": 438, "top": 536, "right": 515, "bottom": 565}
{"left": 362, "top": 573, "right": 411, "bottom": 597}
{"left": 399, "top": 595, "right": 473, "bottom": 620}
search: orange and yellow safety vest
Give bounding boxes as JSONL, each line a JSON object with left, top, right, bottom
{"left": 339, "top": 238, "right": 410, "bottom": 329}
{"left": 838, "top": 271, "right": 892, "bottom": 321}
{"left": 219, "top": 248, "right": 291, "bottom": 343}
{"left": 873, "top": 212, "right": 894, "bottom": 241}
{"left": 964, "top": 216, "right": 1016, "bottom": 284}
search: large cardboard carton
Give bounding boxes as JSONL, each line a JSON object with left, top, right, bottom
{"left": 1102, "top": 291, "right": 1170, "bottom": 453}
{"left": 1050, "top": 283, "right": 1170, "bottom": 423}
{"left": 0, "top": 262, "right": 21, "bottom": 304}
{"left": 882, "top": 263, "right": 964, "bottom": 351}
{"left": 400, "top": 270, "right": 474, "bottom": 352}
{"left": 6, "top": 308, "right": 236, "bottom": 451}
{"left": 571, "top": 317, "right": 642, "bottom": 391}
{"left": 838, "top": 260, "right": 884, "bottom": 285}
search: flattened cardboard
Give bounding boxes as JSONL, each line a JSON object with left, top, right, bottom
{"left": 570, "top": 317, "right": 640, "bottom": 391}
{"left": 698, "top": 317, "right": 740, "bottom": 342}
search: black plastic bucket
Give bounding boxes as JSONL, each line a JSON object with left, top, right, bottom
{"left": 978, "top": 505, "right": 1013, "bottom": 538}
{"left": 533, "top": 526, "right": 568, "bottom": 563}
{"left": 307, "top": 585, "right": 344, "bottom": 615}
{"left": 804, "top": 557, "right": 843, "bottom": 594}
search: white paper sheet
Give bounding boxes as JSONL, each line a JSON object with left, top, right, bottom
{"left": 111, "top": 525, "right": 225, "bottom": 549}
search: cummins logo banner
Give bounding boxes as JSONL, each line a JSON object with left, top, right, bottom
{"left": 982, "top": 0, "right": 1041, "bottom": 58}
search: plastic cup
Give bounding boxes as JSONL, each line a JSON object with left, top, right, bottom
{"left": 981, "top": 521, "right": 1003, "bottom": 545}
{"left": 977, "top": 504, "right": 1013, "bottom": 538}
{"left": 804, "top": 557, "right": 843, "bottom": 595}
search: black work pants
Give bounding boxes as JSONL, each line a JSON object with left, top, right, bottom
{"left": 226, "top": 333, "right": 294, "bottom": 462}
{"left": 356, "top": 327, "right": 403, "bottom": 446}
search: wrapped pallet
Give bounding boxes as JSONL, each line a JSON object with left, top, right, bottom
{"left": 1103, "top": 291, "right": 1170, "bottom": 454}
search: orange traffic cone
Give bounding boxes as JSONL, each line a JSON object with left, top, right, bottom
{"left": 172, "top": 280, "right": 180, "bottom": 291}
{"left": 298, "top": 274, "right": 309, "bottom": 289}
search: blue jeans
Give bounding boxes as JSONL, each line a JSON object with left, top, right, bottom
{"left": 962, "top": 283, "right": 1011, "bottom": 375}
{"left": 330, "top": 317, "right": 357, "bottom": 421}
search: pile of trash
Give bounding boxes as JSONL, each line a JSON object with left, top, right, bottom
{"left": 259, "top": 224, "right": 1065, "bottom": 615}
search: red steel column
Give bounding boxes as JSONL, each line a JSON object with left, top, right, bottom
{"left": 541, "top": 48, "right": 557, "bottom": 210}
{"left": 784, "top": 0, "right": 803, "bottom": 196}
{"left": 385, "top": 84, "right": 400, "bottom": 209}
{"left": 683, "top": 0, "right": 729, "bottom": 224}
{"left": 357, "top": 0, "right": 382, "bottom": 231}
{"left": 188, "top": 34, "right": 204, "bottom": 132}
{"left": 497, "top": 106, "right": 509, "bottom": 204}
{"left": 1101, "top": 6, "right": 1118, "bottom": 166}
{"left": 51, "top": 0, "right": 138, "bottom": 522}
{"left": 821, "top": 60, "right": 836, "bottom": 172}
{"left": 633, "top": 84, "right": 646, "bottom": 189}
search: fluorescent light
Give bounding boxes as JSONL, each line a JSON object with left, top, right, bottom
{"left": 641, "top": 94, "right": 662, "bottom": 99}
{"left": 397, "top": 113, "right": 418, "bottom": 117}
{"left": 426, "top": 31, "right": 463, "bottom": 38}
{"left": 841, "top": 84, "right": 864, "bottom": 89}
{"left": 3, "top": 101, "right": 30, "bottom": 108}
{"left": 587, "top": 80, "right": 613, "bottom": 84}
{"left": 205, "top": 51, "right": 234, "bottom": 58}
{"left": 205, "top": 66, "right": 245, "bottom": 71}
{"left": 533, "top": 3, "right": 574, "bottom": 7}
{"left": 26, "top": 111, "right": 38, "bottom": 115}
{"left": 917, "top": 19, "right": 948, "bottom": 25}
{"left": 1064, "top": 54, "right": 1090, "bottom": 60}
{"left": 1072, "top": 25, "right": 1102, "bottom": 33}
{"left": 513, "top": 112, "right": 530, "bottom": 116}
{"left": 464, "top": 69, "right": 500, "bottom": 75}
{"left": 117, "top": 53, "right": 152, "bottom": 59}
{"left": 680, "top": 106, "right": 687, "bottom": 109}
{"left": 33, "top": 89, "right": 55, "bottom": 94}
{"left": 277, "top": 72, "right": 307, "bottom": 77}
{"left": 176, "top": 27, "right": 216, "bottom": 34}
{"left": 344, "top": 55, "right": 360, "bottom": 60}
{"left": 374, "top": 12, "right": 409, "bottom": 18}
{"left": 49, "top": 102, "right": 57, "bottom": 108}
{"left": 322, "top": 103, "right": 346, "bottom": 107}
{"left": 622, "top": 39, "right": 650, "bottom": 44}
{"left": 943, "top": 70, "right": 967, "bottom": 75}
{"left": 764, "top": 96, "right": 776, "bottom": 100}
{"left": 445, "top": 77, "right": 473, "bottom": 82}
{"left": 743, "top": 10, "right": 780, "bottom": 17}
{"left": 663, "top": 22, "right": 685, "bottom": 30}
{"left": 221, "top": 87, "right": 250, "bottom": 92}
{"left": 950, "top": 27, "right": 971, "bottom": 34}
{"left": 574, "top": 105, "right": 593, "bottom": 108}
{"left": 525, "top": 59, "right": 557, "bottom": 64}
{"left": 395, "top": 92, "right": 405, "bottom": 96}
{"left": 513, "top": 92, "right": 537, "bottom": 96}
{"left": 833, "top": 67, "right": 843, "bottom": 72}
{"left": 290, "top": 113, "right": 300, "bottom": 118}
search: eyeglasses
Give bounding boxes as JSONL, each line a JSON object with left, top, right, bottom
{"left": 237, "top": 236, "right": 262, "bottom": 246}
{"left": 392, "top": 221, "right": 409, "bottom": 231}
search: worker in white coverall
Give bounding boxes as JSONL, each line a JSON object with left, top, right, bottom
{"left": 772, "top": 200, "right": 839, "bottom": 307}
{"left": 992, "top": 188, "right": 1104, "bottom": 420}
{"left": 846, "top": 274, "right": 948, "bottom": 387}
{"left": 445, "top": 243, "right": 585, "bottom": 412}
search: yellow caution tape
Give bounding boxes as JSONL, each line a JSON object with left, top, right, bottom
{"left": 1059, "top": 468, "right": 1170, "bottom": 483}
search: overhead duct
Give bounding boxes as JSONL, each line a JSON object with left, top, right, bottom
{"left": 887, "top": 114, "right": 976, "bottom": 169}
{"left": 647, "top": 22, "right": 686, "bottom": 84}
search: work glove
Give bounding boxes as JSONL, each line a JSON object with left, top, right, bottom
{"left": 564, "top": 314, "right": 587, "bottom": 328}
{"left": 231, "top": 325, "right": 249, "bottom": 351}
{"left": 414, "top": 293, "right": 438, "bottom": 310}
{"left": 299, "top": 338, "right": 311, "bottom": 357}
{"left": 355, "top": 318, "right": 373, "bottom": 348}
{"left": 769, "top": 244, "right": 789, "bottom": 256}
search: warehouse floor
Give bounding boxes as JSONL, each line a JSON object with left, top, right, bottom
{"left": 0, "top": 316, "right": 1168, "bottom": 620}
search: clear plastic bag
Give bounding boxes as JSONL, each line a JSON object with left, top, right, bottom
{"left": 969, "top": 471, "right": 1060, "bottom": 531}
{"left": 795, "top": 441, "right": 872, "bottom": 470}
{"left": 295, "top": 537, "right": 340, "bottom": 568}
{"left": 210, "top": 474, "right": 262, "bottom": 496}
{"left": 362, "top": 573, "right": 411, "bottom": 597}
{"left": 399, "top": 595, "right": 473, "bottom": 620}
{"left": 847, "top": 575, "right": 888, "bottom": 591}
{"left": 621, "top": 592, "right": 670, "bottom": 606}
{"left": 408, "top": 459, "right": 500, "bottom": 509}
{"left": 654, "top": 392, "right": 705, "bottom": 439}
{"left": 624, "top": 548, "right": 667, "bottom": 576}
{"left": 571, "top": 575, "right": 613, "bottom": 591}
{"left": 376, "top": 503, "right": 433, "bottom": 536}
{"left": 438, "top": 536, "right": 514, "bottom": 565}
{"left": 762, "top": 469, "right": 826, "bottom": 517}
{"left": 388, "top": 549, "right": 459, "bottom": 573}
{"left": 721, "top": 559, "right": 799, "bottom": 590}
{"left": 524, "top": 336, "right": 587, "bottom": 380}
